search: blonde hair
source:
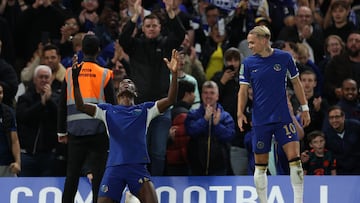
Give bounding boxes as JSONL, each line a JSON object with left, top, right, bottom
{"left": 324, "top": 35, "right": 345, "bottom": 55}
{"left": 296, "top": 43, "right": 310, "bottom": 59}
{"left": 248, "top": 25, "right": 271, "bottom": 39}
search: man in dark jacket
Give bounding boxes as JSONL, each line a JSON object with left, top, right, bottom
{"left": 57, "top": 34, "right": 115, "bottom": 203}
{"left": 16, "top": 65, "right": 59, "bottom": 177}
{"left": 323, "top": 105, "right": 360, "bottom": 174}
{"left": 119, "top": 0, "right": 185, "bottom": 175}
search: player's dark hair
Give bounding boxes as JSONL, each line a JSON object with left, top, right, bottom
{"left": 307, "top": 130, "right": 325, "bottom": 142}
{"left": 177, "top": 80, "right": 195, "bottom": 102}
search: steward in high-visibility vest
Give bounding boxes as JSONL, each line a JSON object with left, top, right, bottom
{"left": 64, "top": 62, "right": 113, "bottom": 136}
{"left": 57, "top": 33, "right": 116, "bottom": 203}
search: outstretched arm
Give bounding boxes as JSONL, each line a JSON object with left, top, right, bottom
{"left": 157, "top": 49, "right": 179, "bottom": 113}
{"left": 72, "top": 55, "right": 96, "bottom": 116}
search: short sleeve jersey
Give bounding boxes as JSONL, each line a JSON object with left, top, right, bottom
{"left": 239, "top": 49, "right": 299, "bottom": 126}
{"left": 94, "top": 102, "right": 159, "bottom": 166}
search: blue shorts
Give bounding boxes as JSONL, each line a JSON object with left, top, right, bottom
{"left": 252, "top": 122, "right": 298, "bottom": 154}
{"left": 98, "top": 164, "right": 152, "bottom": 202}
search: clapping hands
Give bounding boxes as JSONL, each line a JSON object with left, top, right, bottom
{"left": 205, "top": 104, "right": 221, "bottom": 125}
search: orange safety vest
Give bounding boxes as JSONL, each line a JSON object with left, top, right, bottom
{"left": 65, "top": 62, "right": 111, "bottom": 136}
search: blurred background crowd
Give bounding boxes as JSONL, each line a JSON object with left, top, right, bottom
{"left": 0, "top": 0, "right": 360, "bottom": 178}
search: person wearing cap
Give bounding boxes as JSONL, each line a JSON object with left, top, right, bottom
{"left": 71, "top": 49, "right": 180, "bottom": 203}
{"left": 57, "top": 33, "right": 116, "bottom": 203}
{"left": 237, "top": 26, "right": 310, "bottom": 203}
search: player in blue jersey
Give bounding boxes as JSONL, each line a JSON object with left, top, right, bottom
{"left": 237, "top": 26, "right": 311, "bottom": 203}
{"left": 71, "top": 49, "right": 180, "bottom": 203}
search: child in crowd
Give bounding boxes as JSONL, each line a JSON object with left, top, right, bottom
{"left": 301, "top": 131, "right": 336, "bottom": 175}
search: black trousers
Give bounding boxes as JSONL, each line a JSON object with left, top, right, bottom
{"left": 62, "top": 133, "right": 109, "bottom": 203}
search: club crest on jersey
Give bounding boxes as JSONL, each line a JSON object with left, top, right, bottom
{"left": 256, "top": 141, "right": 265, "bottom": 149}
{"left": 273, "top": 64, "right": 281, "bottom": 71}
{"left": 101, "top": 184, "right": 109, "bottom": 193}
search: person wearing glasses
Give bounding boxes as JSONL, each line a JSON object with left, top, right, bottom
{"left": 322, "top": 105, "right": 360, "bottom": 175}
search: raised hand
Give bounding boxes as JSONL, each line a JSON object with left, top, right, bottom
{"left": 71, "top": 54, "right": 81, "bottom": 81}
{"left": 163, "top": 0, "right": 175, "bottom": 18}
{"left": 163, "top": 49, "right": 179, "bottom": 73}
{"left": 133, "top": 0, "right": 142, "bottom": 16}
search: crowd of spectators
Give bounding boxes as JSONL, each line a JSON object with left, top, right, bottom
{"left": 0, "top": 0, "right": 360, "bottom": 178}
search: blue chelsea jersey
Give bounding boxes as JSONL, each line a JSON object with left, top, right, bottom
{"left": 239, "top": 49, "right": 299, "bottom": 126}
{"left": 94, "top": 102, "right": 159, "bottom": 166}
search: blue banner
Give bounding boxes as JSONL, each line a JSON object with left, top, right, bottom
{"left": 0, "top": 176, "right": 359, "bottom": 203}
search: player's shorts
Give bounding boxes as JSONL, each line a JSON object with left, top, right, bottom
{"left": 252, "top": 121, "right": 298, "bottom": 154}
{"left": 98, "top": 164, "right": 152, "bottom": 202}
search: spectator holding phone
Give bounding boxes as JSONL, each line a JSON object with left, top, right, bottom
{"left": 211, "top": 47, "right": 248, "bottom": 175}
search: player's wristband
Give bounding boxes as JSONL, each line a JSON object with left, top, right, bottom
{"left": 301, "top": 104, "right": 309, "bottom": 112}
